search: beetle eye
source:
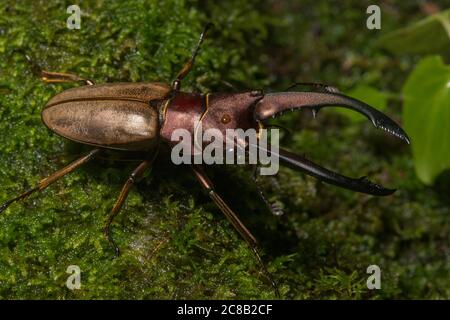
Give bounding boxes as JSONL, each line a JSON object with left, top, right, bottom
{"left": 221, "top": 114, "right": 231, "bottom": 124}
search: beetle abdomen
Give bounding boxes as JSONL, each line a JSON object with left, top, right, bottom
{"left": 42, "top": 99, "right": 159, "bottom": 150}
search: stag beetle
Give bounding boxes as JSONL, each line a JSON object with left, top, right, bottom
{"left": 0, "top": 24, "right": 409, "bottom": 295}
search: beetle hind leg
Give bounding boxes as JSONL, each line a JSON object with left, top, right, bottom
{"left": 192, "top": 164, "right": 280, "bottom": 297}
{"left": 171, "top": 23, "right": 213, "bottom": 91}
{"left": 0, "top": 149, "right": 101, "bottom": 215}
{"left": 21, "top": 53, "right": 94, "bottom": 86}
{"left": 41, "top": 71, "right": 95, "bottom": 86}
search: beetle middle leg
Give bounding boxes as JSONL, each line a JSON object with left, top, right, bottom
{"left": 104, "top": 158, "right": 154, "bottom": 257}
{"left": 0, "top": 149, "right": 101, "bottom": 214}
{"left": 41, "top": 71, "right": 95, "bottom": 86}
{"left": 251, "top": 165, "right": 283, "bottom": 216}
{"left": 191, "top": 164, "right": 280, "bottom": 297}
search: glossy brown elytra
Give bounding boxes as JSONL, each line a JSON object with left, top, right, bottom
{"left": 1, "top": 24, "right": 410, "bottom": 297}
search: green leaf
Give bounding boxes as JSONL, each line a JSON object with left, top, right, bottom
{"left": 403, "top": 56, "right": 450, "bottom": 185}
{"left": 336, "top": 85, "right": 388, "bottom": 122}
{"left": 378, "top": 9, "right": 450, "bottom": 55}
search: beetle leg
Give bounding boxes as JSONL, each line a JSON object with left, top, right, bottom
{"left": 41, "top": 71, "right": 95, "bottom": 86}
{"left": 0, "top": 149, "right": 101, "bottom": 214}
{"left": 251, "top": 165, "right": 283, "bottom": 216}
{"left": 22, "top": 54, "right": 94, "bottom": 85}
{"left": 192, "top": 164, "right": 280, "bottom": 297}
{"left": 171, "top": 23, "right": 213, "bottom": 91}
{"left": 104, "top": 159, "right": 153, "bottom": 257}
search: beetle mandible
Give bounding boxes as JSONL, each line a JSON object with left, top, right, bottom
{"left": 0, "top": 24, "right": 409, "bottom": 295}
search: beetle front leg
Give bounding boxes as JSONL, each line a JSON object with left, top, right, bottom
{"left": 41, "top": 71, "right": 95, "bottom": 86}
{"left": 192, "top": 164, "right": 280, "bottom": 297}
{"left": 171, "top": 23, "right": 213, "bottom": 91}
{"left": 22, "top": 53, "right": 95, "bottom": 86}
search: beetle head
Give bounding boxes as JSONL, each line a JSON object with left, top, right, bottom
{"left": 250, "top": 90, "right": 410, "bottom": 196}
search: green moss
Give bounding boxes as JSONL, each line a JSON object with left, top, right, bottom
{"left": 0, "top": 0, "right": 448, "bottom": 299}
